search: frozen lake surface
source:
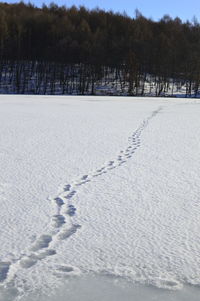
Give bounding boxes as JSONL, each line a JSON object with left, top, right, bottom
{"left": 2, "top": 275, "right": 200, "bottom": 301}
{"left": 0, "top": 95, "right": 200, "bottom": 300}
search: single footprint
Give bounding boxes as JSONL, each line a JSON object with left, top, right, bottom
{"left": 57, "top": 266, "right": 74, "bottom": 273}
{"left": 54, "top": 265, "right": 81, "bottom": 278}
{"left": 54, "top": 197, "right": 64, "bottom": 207}
{"left": 20, "top": 256, "right": 37, "bottom": 268}
{"left": 59, "top": 224, "right": 81, "bottom": 240}
{"left": 65, "top": 191, "right": 76, "bottom": 200}
{"left": 64, "top": 184, "right": 71, "bottom": 192}
{"left": 20, "top": 249, "right": 56, "bottom": 268}
{"left": 0, "top": 261, "right": 10, "bottom": 282}
{"left": 52, "top": 215, "right": 66, "bottom": 227}
{"left": 30, "top": 234, "right": 52, "bottom": 251}
{"left": 67, "top": 205, "right": 76, "bottom": 216}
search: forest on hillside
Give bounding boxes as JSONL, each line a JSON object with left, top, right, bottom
{"left": 0, "top": 2, "right": 200, "bottom": 96}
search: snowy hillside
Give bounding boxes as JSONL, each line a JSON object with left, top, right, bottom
{"left": 0, "top": 96, "right": 200, "bottom": 300}
{"left": 0, "top": 63, "right": 194, "bottom": 97}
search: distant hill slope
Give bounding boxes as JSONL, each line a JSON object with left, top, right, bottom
{"left": 0, "top": 3, "right": 200, "bottom": 96}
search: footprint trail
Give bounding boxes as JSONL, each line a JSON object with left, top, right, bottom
{"left": 0, "top": 106, "right": 162, "bottom": 290}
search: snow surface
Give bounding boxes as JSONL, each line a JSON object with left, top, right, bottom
{"left": 0, "top": 95, "right": 200, "bottom": 300}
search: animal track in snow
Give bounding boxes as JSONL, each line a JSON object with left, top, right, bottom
{"left": 67, "top": 205, "right": 76, "bottom": 216}
{"left": 54, "top": 197, "right": 64, "bottom": 207}
{"left": 52, "top": 214, "right": 66, "bottom": 228}
{"left": 19, "top": 257, "right": 37, "bottom": 269}
{"left": 54, "top": 265, "right": 81, "bottom": 278}
{"left": 58, "top": 224, "right": 81, "bottom": 240}
{"left": 0, "top": 262, "right": 10, "bottom": 282}
{"left": 65, "top": 190, "right": 77, "bottom": 200}
{"left": 58, "top": 266, "right": 74, "bottom": 272}
{"left": 0, "top": 107, "right": 162, "bottom": 286}
{"left": 64, "top": 184, "right": 71, "bottom": 192}
{"left": 49, "top": 107, "right": 161, "bottom": 245}
{"left": 30, "top": 234, "right": 52, "bottom": 252}
{"left": 19, "top": 249, "right": 56, "bottom": 269}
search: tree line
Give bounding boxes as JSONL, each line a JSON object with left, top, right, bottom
{"left": 0, "top": 2, "right": 200, "bottom": 96}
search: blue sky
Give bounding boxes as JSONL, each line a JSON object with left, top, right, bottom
{"left": 6, "top": 0, "right": 200, "bottom": 21}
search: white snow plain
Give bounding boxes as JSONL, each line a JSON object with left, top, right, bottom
{"left": 0, "top": 95, "right": 200, "bottom": 300}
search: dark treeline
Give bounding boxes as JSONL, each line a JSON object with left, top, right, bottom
{"left": 0, "top": 2, "right": 200, "bottom": 96}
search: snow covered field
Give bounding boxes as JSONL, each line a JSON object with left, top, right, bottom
{"left": 0, "top": 95, "right": 200, "bottom": 300}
